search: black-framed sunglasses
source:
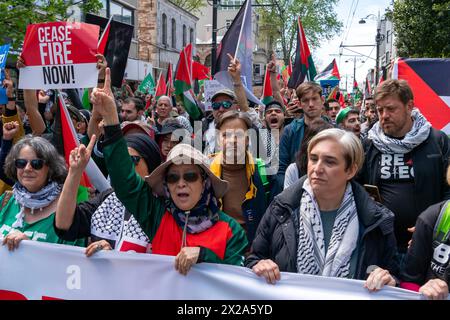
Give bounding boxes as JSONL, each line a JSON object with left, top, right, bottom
{"left": 15, "top": 159, "right": 45, "bottom": 170}
{"left": 165, "top": 171, "right": 202, "bottom": 184}
{"left": 211, "top": 101, "right": 233, "bottom": 111}
{"left": 130, "top": 155, "right": 142, "bottom": 165}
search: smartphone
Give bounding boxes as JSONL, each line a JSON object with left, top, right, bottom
{"left": 364, "top": 184, "right": 382, "bottom": 203}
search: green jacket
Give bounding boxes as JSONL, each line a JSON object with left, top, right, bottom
{"left": 102, "top": 125, "right": 248, "bottom": 265}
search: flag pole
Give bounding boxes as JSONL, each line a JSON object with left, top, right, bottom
{"left": 98, "top": 15, "right": 113, "bottom": 48}
{"left": 233, "top": 0, "right": 250, "bottom": 60}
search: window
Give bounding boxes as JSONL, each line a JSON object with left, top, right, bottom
{"left": 171, "top": 19, "right": 177, "bottom": 48}
{"left": 99, "top": 0, "right": 107, "bottom": 17}
{"left": 219, "top": 0, "right": 244, "bottom": 10}
{"left": 253, "top": 64, "right": 261, "bottom": 76}
{"left": 189, "top": 28, "right": 194, "bottom": 44}
{"left": 183, "top": 25, "right": 187, "bottom": 47}
{"left": 110, "top": 1, "right": 133, "bottom": 25}
{"left": 162, "top": 14, "right": 167, "bottom": 45}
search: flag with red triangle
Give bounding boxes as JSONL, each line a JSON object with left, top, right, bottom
{"left": 155, "top": 72, "right": 167, "bottom": 100}
{"left": 261, "top": 70, "right": 273, "bottom": 105}
{"left": 393, "top": 58, "right": 450, "bottom": 134}
{"left": 192, "top": 61, "right": 210, "bottom": 81}
{"left": 315, "top": 59, "right": 340, "bottom": 81}
{"left": 174, "top": 44, "right": 202, "bottom": 120}
{"left": 287, "top": 18, "right": 317, "bottom": 89}
{"left": 58, "top": 92, "right": 110, "bottom": 201}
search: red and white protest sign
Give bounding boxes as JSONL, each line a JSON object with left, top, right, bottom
{"left": 18, "top": 22, "right": 99, "bottom": 89}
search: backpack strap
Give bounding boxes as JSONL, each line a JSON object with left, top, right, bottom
{"left": 0, "top": 190, "right": 13, "bottom": 212}
{"left": 433, "top": 200, "right": 450, "bottom": 243}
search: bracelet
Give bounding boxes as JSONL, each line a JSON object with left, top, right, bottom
{"left": 7, "top": 97, "right": 15, "bottom": 101}
{"left": 97, "top": 79, "right": 105, "bottom": 84}
{"left": 232, "top": 82, "right": 242, "bottom": 87}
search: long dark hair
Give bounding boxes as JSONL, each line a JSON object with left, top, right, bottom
{"left": 295, "top": 119, "right": 334, "bottom": 176}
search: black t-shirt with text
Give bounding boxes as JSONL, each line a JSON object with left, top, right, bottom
{"left": 378, "top": 152, "right": 417, "bottom": 252}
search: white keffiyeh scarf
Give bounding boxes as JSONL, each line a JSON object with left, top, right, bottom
{"left": 296, "top": 179, "right": 359, "bottom": 278}
{"left": 368, "top": 108, "right": 431, "bottom": 154}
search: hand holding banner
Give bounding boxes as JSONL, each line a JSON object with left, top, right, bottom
{"left": 18, "top": 22, "right": 99, "bottom": 90}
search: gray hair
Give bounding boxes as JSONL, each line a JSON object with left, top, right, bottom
{"left": 5, "top": 136, "right": 67, "bottom": 184}
{"left": 307, "top": 128, "right": 364, "bottom": 172}
{"left": 157, "top": 95, "right": 173, "bottom": 107}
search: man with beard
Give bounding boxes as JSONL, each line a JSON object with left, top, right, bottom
{"left": 360, "top": 79, "right": 450, "bottom": 266}
{"left": 325, "top": 98, "right": 341, "bottom": 125}
{"left": 259, "top": 101, "right": 285, "bottom": 171}
{"left": 336, "top": 107, "right": 361, "bottom": 138}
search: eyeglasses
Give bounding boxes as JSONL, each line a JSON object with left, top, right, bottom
{"left": 130, "top": 155, "right": 141, "bottom": 165}
{"left": 211, "top": 101, "right": 233, "bottom": 111}
{"left": 15, "top": 159, "right": 45, "bottom": 170}
{"left": 166, "top": 171, "right": 202, "bottom": 184}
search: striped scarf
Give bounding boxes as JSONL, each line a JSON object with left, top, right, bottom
{"left": 296, "top": 179, "right": 359, "bottom": 278}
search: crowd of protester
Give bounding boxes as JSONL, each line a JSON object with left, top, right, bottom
{"left": 0, "top": 51, "right": 449, "bottom": 300}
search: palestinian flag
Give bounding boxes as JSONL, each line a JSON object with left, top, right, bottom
{"left": 327, "top": 86, "right": 339, "bottom": 101}
{"left": 85, "top": 13, "right": 134, "bottom": 88}
{"left": 58, "top": 92, "right": 110, "bottom": 202}
{"left": 261, "top": 70, "right": 273, "bottom": 105}
{"left": 213, "top": 0, "right": 262, "bottom": 105}
{"left": 155, "top": 72, "right": 167, "bottom": 100}
{"left": 174, "top": 44, "right": 202, "bottom": 120}
{"left": 364, "top": 77, "right": 372, "bottom": 99}
{"left": 393, "top": 58, "right": 450, "bottom": 134}
{"left": 192, "top": 61, "right": 210, "bottom": 81}
{"left": 138, "top": 72, "right": 156, "bottom": 95}
{"left": 288, "top": 18, "right": 317, "bottom": 89}
{"left": 315, "top": 59, "right": 340, "bottom": 82}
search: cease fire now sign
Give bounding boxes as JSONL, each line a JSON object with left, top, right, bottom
{"left": 18, "top": 22, "right": 99, "bottom": 90}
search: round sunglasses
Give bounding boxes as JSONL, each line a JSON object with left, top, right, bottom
{"left": 15, "top": 159, "right": 46, "bottom": 170}
{"left": 165, "top": 171, "right": 202, "bottom": 184}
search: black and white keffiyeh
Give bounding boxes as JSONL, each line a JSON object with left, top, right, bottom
{"left": 12, "top": 181, "right": 62, "bottom": 228}
{"left": 296, "top": 179, "right": 359, "bottom": 278}
{"left": 368, "top": 108, "right": 431, "bottom": 154}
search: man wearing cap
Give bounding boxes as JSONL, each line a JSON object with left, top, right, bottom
{"left": 203, "top": 57, "right": 262, "bottom": 156}
{"left": 336, "top": 107, "right": 361, "bottom": 138}
{"left": 155, "top": 119, "right": 186, "bottom": 161}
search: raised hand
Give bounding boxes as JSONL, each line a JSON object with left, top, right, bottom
{"left": 227, "top": 53, "right": 242, "bottom": 83}
{"left": 95, "top": 53, "right": 107, "bottom": 80}
{"left": 69, "top": 134, "right": 96, "bottom": 174}
{"left": 3, "top": 121, "right": 20, "bottom": 141}
{"left": 90, "top": 68, "right": 118, "bottom": 125}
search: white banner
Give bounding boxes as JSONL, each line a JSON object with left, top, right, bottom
{"left": 0, "top": 241, "right": 425, "bottom": 300}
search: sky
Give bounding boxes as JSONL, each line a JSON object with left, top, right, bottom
{"left": 315, "top": 0, "right": 393, "bottom": 91}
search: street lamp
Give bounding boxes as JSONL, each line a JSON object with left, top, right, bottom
{"left": 359, "top": 14, "right": 384, "bottom": 84}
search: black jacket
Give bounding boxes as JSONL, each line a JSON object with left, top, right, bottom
{"left": 401, "top": 201, "right": 450, "bottom": 286}
{"left": 245, "top": 177, "right": 399, "bottom": 280}
{"left": 359, "top": 128, "right": 450, "bottom": 217}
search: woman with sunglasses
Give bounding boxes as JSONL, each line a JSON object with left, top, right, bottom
{"left": 85, "top": 68, "right": 247, "bottom": 274}
{"left": 0, "top": 136, "right": 85, "bottom": 251}
{"left": 54, "top": 133, "right": 162, "bottom": 256}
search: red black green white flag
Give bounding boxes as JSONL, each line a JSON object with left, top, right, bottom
{"left": 288, "top": 18, "right": 317, "bottom": 89}
{"left": 261, "top": 70, "right": 273, "bottom": 105}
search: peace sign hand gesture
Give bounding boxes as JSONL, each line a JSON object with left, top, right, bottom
{"left": 69, "top": 134, "right": 97, "bottom": 174}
